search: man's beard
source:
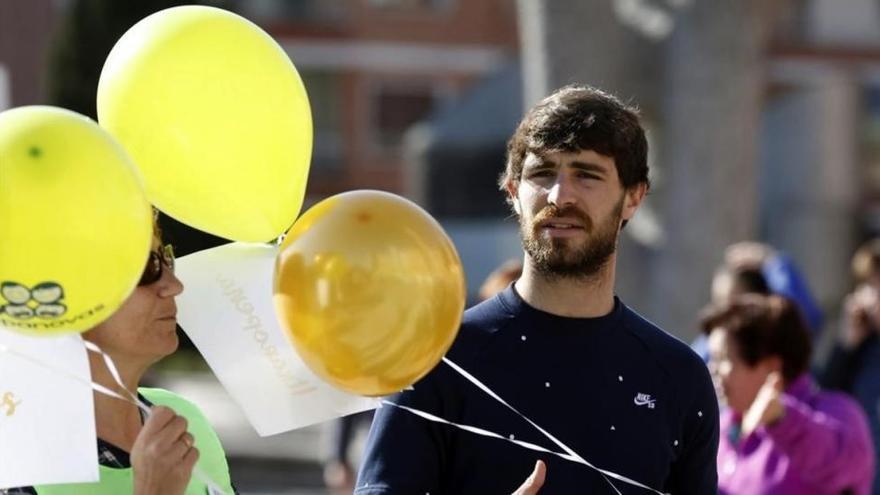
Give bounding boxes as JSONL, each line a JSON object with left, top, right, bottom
{"left": 519, "top": 196, "right": 624, "bottom": 280}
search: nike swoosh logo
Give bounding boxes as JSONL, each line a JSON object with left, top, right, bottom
{"left": 634, "top": 397, "right": 656, "bottom": 406}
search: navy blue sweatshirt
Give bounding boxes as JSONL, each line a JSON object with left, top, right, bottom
{"left": 356, "top": 286, "right": 719, "bottom": 494}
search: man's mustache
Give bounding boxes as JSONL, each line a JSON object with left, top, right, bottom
{"left": 531, "top": 205, "right": 592, "bottom": 231}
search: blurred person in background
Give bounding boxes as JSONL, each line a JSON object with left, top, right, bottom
{"left": 693, "top": 241, "right": 824, "bottom": 362}
{"left": 477, "top": 259, "right": 523, "bottom": 302}
{"left": 1, "top": 213, "right": 235, "bottom": 495}
{"left": 822, "top": 238, "right": 880, "bottom": 494}
{"left": 704, "top": 294, "right": 874, "bottom": 494}
{"left": 324, "top": 411, "right": 373, "bottom": 494}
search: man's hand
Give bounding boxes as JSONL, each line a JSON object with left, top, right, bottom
{"left": 742, "top": 372, "right": 785, "bottom": 437}
{"left": 513, "top": 460, "right": 546, "bottom": 495}
{"left": 131, "top": 406, "right": 199, "bottom": 495}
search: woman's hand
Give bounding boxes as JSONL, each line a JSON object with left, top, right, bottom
{"left": 742, "top": 372, "right": 785, "bottom": 437}
{"left": 131, "top": 406, "right": 199, "bottom": 495}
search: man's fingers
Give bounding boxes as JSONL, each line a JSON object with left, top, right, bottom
{"left": 531, "top": 460, "right": 546, "bottom": 488}
{"left": 512, "top": 460, "right": 546, "bottom": 495}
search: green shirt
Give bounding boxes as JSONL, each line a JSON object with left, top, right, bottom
{"left": 34, "top": 387, "right": 234, "bottom": 495}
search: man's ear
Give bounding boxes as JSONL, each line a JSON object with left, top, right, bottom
{"left": 505, "top": 180, "right": 521, "bottom": 215}
{"left": 621, "top": 182, "right": 648, "bottom": 222}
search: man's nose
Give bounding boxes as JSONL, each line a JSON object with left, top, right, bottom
{"left": 546, "top": 176, "right": 576, "bottom": 207}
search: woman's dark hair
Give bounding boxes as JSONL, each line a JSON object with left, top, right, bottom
{"left": 152, "top": 207, "right": 163, "bottom": 239}
{"left": 716, "top": 264, "right": 770, "bottom": 296}
{"left": 700, "top": 294, "right": 811, "bottom": 383}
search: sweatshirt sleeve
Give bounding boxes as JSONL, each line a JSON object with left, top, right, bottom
{"left": 354, "top": 367, "right": 453, "bottom": 494}
{"left": 765, "top": 391, "right": 875, "bottom": 492}
{"left": 666, "top": 358, "right": 720, "bottom": 494}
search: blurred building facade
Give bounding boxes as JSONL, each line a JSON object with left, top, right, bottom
{"left": 5, "top": 2, "right": 880, "bottom": 491}
{"left": 5, "top": 0, "right": 880, "bottom": 334}
{"left": 517, "top": 0, "right": 880, "bottom": 340}
{"left": 0, "top": 0, "right": 57, "bottom": 111}
{"left": 233, "top": 0, "right": 519, "bottom": 204}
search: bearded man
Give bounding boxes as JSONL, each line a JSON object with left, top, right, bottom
{"left": 355, "top": 85, "right": 719, "bottom": 495}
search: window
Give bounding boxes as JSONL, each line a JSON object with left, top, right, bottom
{"left": 0, "top": 64, "right": 9, "bottom": 112}
{"left": 862, "top": 86, "right": 880, "bottom": 193}
{"left": 366, "top": 0, "right": 453, "bottom": 11}
{"left": 372, "top": 84, "right": 438, "bottom": 151}
{"left": 300, "top": 71, "right": 344, "bottom": 170}
{"left": 233, "top": 0, "right": 349, "bottom": 24}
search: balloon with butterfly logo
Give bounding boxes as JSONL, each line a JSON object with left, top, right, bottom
{"left": 0, "top": 106, "right": 152, "bottom": 335}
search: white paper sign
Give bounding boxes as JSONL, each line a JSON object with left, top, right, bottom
{"left": 0, "top": 329, "right": 98, "bottom": 489}
{"left": 175, "top": 243, "right": 378, "bottom": 437}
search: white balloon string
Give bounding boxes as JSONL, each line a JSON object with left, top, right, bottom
{"left": 0, "top": 339, "right": 226, "bottom": 494}
{"left": 385, "top": 357, "right": 668, "bottom": 495}
{"left": 0, "top": 340, "right": 119, "bottom": 399}
{"left": 83, "top": 340, "right": 151, "bottom": 414}
{"left": 442, "top": 357, "right": 588, "bottom": 463}
{"left": 382, "top": 399, "right": 622, "bottom": 495}
{"left": 382, "top": 400, "right": 581, "bottom": 462}
{"left": 445, "top": 358, "right": 633, "bottom": 494}
{"left": 82, "top": 340, "right": 226, "bottom": 494}
{"left": 442, "top": 357, "right": 668, "bottom": 494}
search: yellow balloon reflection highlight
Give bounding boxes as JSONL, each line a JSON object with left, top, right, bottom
{"left": 0, "top": 106, "right": 152, "bottom": 335}
{"left": 274, "top": 191, "right": 466, "bottom": 396}
{"left": 98, "top": 5, "right": 312, "bottom": 242}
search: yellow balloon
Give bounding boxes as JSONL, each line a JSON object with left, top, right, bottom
{"left": 97, "top": 6, "right": 312, "bottom": 242}
{"left": 273, "top": 191, "right": 466, "bottom": 396}
{"left": 0, "top": 106, "right": 152, "bottom": 335}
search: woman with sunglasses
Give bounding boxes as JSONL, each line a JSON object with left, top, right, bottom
{"left": 2, "top": 218, "right": 236, "bottom": 495}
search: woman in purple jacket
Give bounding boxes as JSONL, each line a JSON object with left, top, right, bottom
{"left": 703, "top": 294, "right": 875, "bottom": 494}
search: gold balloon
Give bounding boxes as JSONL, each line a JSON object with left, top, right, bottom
{"left": 273, "top": 191, "right": 465, "bottom": 396}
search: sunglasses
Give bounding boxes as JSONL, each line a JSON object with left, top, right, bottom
{"left": 138, "top": 244, "right": 176, "bottom": 286}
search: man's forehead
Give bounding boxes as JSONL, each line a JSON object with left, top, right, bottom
{"left": 523, "top": 149, "right": 615, "bottom": 169}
